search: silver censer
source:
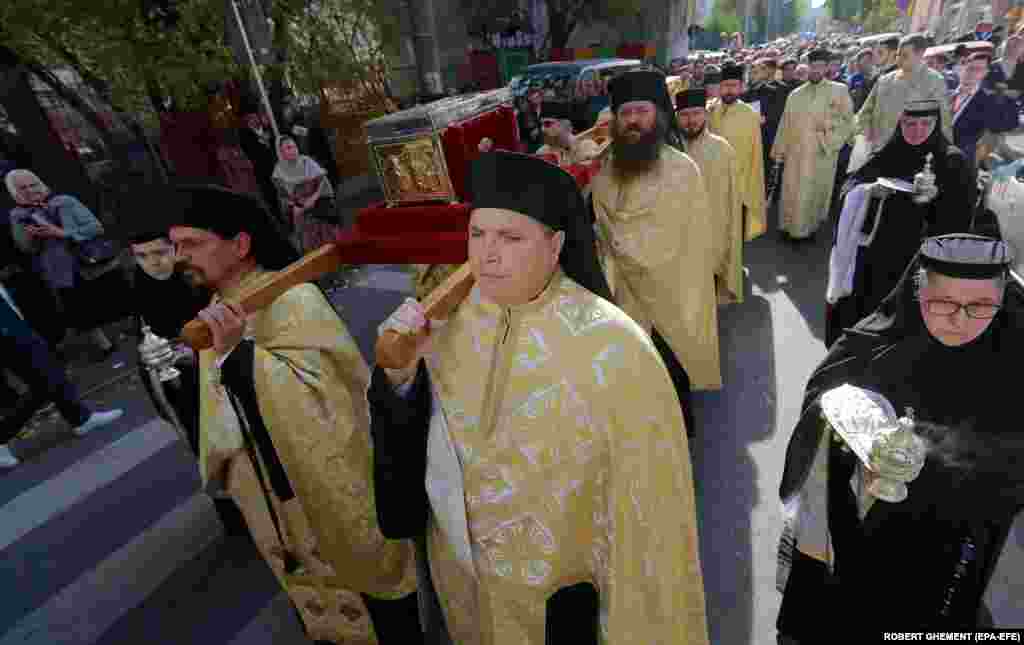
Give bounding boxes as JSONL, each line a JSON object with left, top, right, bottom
{"left": 138, "top": 322, "right": 190, "bottom": 449}
{"left": 868, "top": 407, "right": 927, "bottom": 503}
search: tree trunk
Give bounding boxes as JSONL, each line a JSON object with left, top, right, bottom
{"left": 549, "top": 8, "right": 577, "bottom": 50}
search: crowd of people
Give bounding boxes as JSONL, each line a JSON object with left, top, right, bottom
{"left": 1, "top": 25, "right": 1024, "bottom": 645}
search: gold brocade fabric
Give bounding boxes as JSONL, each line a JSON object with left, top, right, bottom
{"left": 856, "top": 66, "right": 953, "bottom": 153}
{"left": 422, "top": 273, "right": 709, "bottom": 645}
{"left": 198, "top": 270, "right": 416, "bottom": 642}
{"left": 590, "top": 147, "right": 723, "bottom": 391}
{"left": 686, "top": 129, "right": 745, "bottom": 305}
{"left": 771, "top": 81, "right": 855, "bottom": 239}
{"left": 707, "top": 99, "right": 767, "bottom": 241}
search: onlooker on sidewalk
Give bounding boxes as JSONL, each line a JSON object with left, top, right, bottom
{"left": 952, "top": 52, "right": 1020, "bottom": 169}
{"left": 237, "top": 99, "right": 281, "bottom": 224}
{"left": 0, "top": 205, "right": 65, "bottom": 348}
{"left": 5, "top": 169, "right": 123, "bottom": 359}
{"left": 0, "top": 280, "right": 123, "bottom": 469}
{"left": 985, "top": 33, "right": 1024, "bottom": 92}
{"left": 925, "top": 51, "right": 960, "bottom": 91}
{"left": 848, "top": 48, "right": 879, "bottom": 112}
{"left": 272, "top": 136, "right": 336, "bottom": 254}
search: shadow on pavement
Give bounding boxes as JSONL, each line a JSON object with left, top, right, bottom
{"left": 329, "top": 284, "right": 409, "bottom": 367}
{"left": 691, "top": 273, "right": 776, "bottom": 645}
{"left": 746, "top": 202, "right": 833, "bottom": 341}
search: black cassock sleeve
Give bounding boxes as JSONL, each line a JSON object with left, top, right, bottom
{"left": 929, "top": 147, "right": 977, "bottom": 236}
{"left": 220, "top": 339, "right": 296, "bottom": 501}
{"left": 367, "top": 360, "right": 432, "bottom": 539}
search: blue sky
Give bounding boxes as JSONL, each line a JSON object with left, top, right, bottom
{"left": 811, "top": 0, "right": 826, "bottom": 7}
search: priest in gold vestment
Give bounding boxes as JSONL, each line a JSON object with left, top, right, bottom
{"left": 676, "top": 87, "right": 744, "bottom": 305}
{"left": 590, "top": 69, "right": 720, "bottom": 438}
{"left": 708, "top": 61, "right": 767, "bottom": 241}
{"left": 368, "top": 152, "right": 709, "bottom": 645}
{"left": 856, "top": 34, "right": 953, "bottom": 155}
{"left": 771, "top": 49, "right": 855, "bottom": 241}
{"left": 162, "top": 186, "right": 419, "bottom": 645}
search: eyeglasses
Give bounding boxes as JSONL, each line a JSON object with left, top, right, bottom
{"left": 923, "top": 299, "right": 1001, "bottom": 319}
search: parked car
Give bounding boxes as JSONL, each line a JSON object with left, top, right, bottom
{"left": 509, "top": 58, "right": 643, "bottom": 131}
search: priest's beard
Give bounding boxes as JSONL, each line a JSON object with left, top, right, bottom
{"left": 720, "top": 91, "right": 740, "bottom": 105}
{"left": 175, "top": 259, "right": 207, "bottom": 288}
{"left": 611, "top": 111, "right": 668, "bottom": 176}
{"left": 682, "top": 122, "right": 705, "bottom": 142}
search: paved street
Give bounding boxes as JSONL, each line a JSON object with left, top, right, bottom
{"left": 0, "top": 267, "right": 410, "bottom": 645}
{"left": 1, "top": 206, "right": 1021, "bottom": 644}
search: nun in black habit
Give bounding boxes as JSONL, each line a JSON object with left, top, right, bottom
{"left": 826, "top": 99, "right": 977, "bottom": 348}
{"left": 778, "top": 234, "right": 1024, "bottom": 641}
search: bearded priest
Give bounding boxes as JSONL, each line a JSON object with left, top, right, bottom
{"left": 163, "top": 185, "right": 419, "bottom": 644}
{"left": 590, "top": 69, "right": 719, "bottom": 437}
{"left": 771, "top": 49, "right": 856, "bottom": 241}
{"left": 677, "top": 87, "right": 745, "bottom": 305}
{"left": 708, "top": 61, "right": 767, "bottom": 241}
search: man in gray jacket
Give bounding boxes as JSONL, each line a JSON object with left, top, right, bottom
{"left": 857, "top": 33, "right": 953, "bottom": 154}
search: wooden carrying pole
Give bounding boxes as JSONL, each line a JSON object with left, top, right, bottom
{"left": 178, "top": 243, "right": 475, "bottom": 369}
{"left": 179, "top": 242, "right": 341, "bottom": 351}
{"left": 375, "top": 262, "right": 474, "bottom": 369}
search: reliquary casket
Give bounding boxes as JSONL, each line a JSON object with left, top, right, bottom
{"left": 364, "top": 87, "right": 518, "bottom": 206}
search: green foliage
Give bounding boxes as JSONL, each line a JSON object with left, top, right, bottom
{"left": 539, "top": 0, "right": 641, "bottom": 51}
{"left": 861, "top": 0, "right": 902, "bottom": 33}
{"left": 706, "top": 7, "right": 743, "bottom": 38}
{"left": 280, "top": 0, "right": 398, "bottom": 102}
{"left": 0, "top": 0, "right": 400, "bottom": 114}
{"left": 797, "top": 0, "right": 810, "bottom": 21}
{"left": 0, "top": 0, "right": 238, "bottom": 112}
{"left": 714, "top": 0, "right": 740, "bottom": 17}
{"left": 781, "top": 0, "right": 811, "bottom": 35}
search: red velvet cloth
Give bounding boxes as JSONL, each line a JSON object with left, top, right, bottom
{"left": 440, "top": 105, "right": 519, "bottom": 201}
{"left": 617, "top": 44, "right": 647, "bottom": 59}
{"left": 564, "top": 163, "right": 593, "bottom": 186}
{"left": 331, "top": 201, "right": 470, "bottom": 264}
{"left": 356, "top": 202, "right": 472, "bottom": 236}
{"left": 338, "top": 143, "right": 600, "bottom": 267}
{"left": 331, "top": 227, "right": 468, "bottom": 264}
{"left": 534, "top": 155, "right": 602, "bottom": 189}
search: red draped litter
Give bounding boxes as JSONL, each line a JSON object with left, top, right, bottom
{"left": 330, "top": 201, "right": 471, "bottom": 265}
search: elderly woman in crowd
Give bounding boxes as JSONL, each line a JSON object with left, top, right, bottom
{"left": 777, "top": 234, "right": 1024, "bottom": 640}
{"left": 6, "top": 169, "right": 122, "bottom": 358}
{"left": 271, "top": 136, "right": 337, "bottom": 254}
